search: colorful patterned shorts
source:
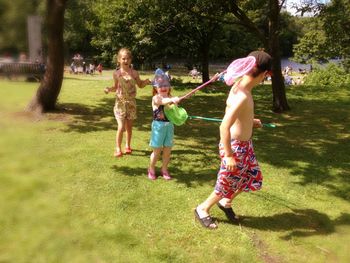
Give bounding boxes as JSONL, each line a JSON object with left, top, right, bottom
{"left": 114, "top": 99, "right": 137, "bottom": 120}
{"left": 215, "top": 139, "right": 263, "bottom": 199}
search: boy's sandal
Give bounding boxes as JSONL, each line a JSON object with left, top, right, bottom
{"left": 161, "top": 170, "right": 172, "bottom": 180}
{"left": 125, "top": 147, "right": 132, "bottom": 154}
{"left": 217, "top": 203, "right": 239, "bottom": 223}
{"left": 113, "top": 151, "right": 123, "bottom": 157}
{"left": 194, "top": 208, "right": 218, "bottom": 229}
{"left": 147, "top": 169, "right": 157, "bottom": 180}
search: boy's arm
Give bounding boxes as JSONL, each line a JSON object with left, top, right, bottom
{"left": 253, "top": 118, "right": 263, "bottom": 128}
{"left": 219, "top": 95, "right": 245, "bottom": 170}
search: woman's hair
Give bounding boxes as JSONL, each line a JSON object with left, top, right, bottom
{"left": 116, "top": 48, "right": 132, "bottom": 64}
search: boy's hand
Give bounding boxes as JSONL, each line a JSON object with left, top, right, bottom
{"left": 223, "top": 156, "right": 236, "bottom": 171}
{"left": 253, "top": 118, "right": 263, "bottom": 128}
{"left": 104, "top": 87, "right": 109, "bottom": 94}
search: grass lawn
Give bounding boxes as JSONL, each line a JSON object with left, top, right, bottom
{"left": 0, "top": 71, "right": 349, "bottom": 262}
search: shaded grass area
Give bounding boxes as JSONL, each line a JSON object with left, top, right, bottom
{"left": 0, "top": 74, "right": 349, "bottom": 262}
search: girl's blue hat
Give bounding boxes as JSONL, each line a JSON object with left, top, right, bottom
{"left": 152, "top": 68, "right": 170, "bottom": 88}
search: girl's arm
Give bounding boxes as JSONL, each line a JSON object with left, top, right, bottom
{"left": 153, "top": 95, "right": 179, "bottom": 106}
{"left": 134, "top": 70, "right": 151, "bottom": 88}
{"left": 104, "top": 72, "right": 119, "bottom": 94}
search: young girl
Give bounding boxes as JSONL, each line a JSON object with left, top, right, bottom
{"left": 148, "top": 72, "right": 179, "bottom": 180}
{"left": 104, "top": 48, "right": 151, "bottom": 157}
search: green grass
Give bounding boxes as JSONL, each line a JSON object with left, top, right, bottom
{"left": 0, "top": 71, "right": 350, "bottom": 263}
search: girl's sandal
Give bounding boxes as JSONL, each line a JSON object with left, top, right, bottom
{"left": 114, "top": 151, "right": 123, "bottom": 157}
{"left": 161, "top": 170, "right": 172, "bottom": 180}
{"left": 125, "top": 147, "right": 132, "bottom": 154}
{"left": 148, "top": 169, "right": 157, "bottom": 180}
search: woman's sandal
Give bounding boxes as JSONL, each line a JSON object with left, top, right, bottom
{"left": 217, "top": 203, "right": 239, "bottom": 223}
{"left": 125, "top": 147, "right": 132, "bottom": 154}
{"left": 194, "top": 208, "right": 217, "bottom": 229}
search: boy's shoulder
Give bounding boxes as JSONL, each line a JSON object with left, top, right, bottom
{"left": 229, "top": 87, "right": 249, "bottom": 99}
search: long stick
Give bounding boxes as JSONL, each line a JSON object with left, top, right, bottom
{"left": 179, "top": 72, "right": 225, "bottom": 101}
{"left": 189, "top": 115, "right": 276, "bottom": 128}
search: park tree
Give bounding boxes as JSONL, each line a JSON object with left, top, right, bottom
{"left": 0, "top": 0, "right": 44, "bottom": 54}
{"left": 90, "top": 0, "right": 291, "bottom": 112}
{"left": 292, "top": 0, "right": 350, "bottom": 71}
{"left": 27, "top": 0, "right": 67, "bottom": 113}
{"left": 321, "top": 0, "right": 350, "bottom": 71}
{"left": 64, "top": 0, "right": 97, "bottom": 57}
{"left": 293, "top": 17, "right": 330, "bottom": 64}
{"left": 190, "top": 0, "right": 290, "bottom": 112}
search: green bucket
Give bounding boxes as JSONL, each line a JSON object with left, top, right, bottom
{"left": 164, "top": 105, "right": 188, "bottom": 126}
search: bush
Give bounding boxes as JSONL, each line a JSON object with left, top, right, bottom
{"left": 304, "top": 63, "right": 350, "bottom": 87}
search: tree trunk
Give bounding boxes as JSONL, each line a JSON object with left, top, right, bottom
{"left": 200, "top": 36, "right": 210, "bottom": 83}
{"left": 27, "top": 0, "right": 67, "bottom": 113}
{"left": 227, "top": 0, "right": 290, "bottom": 112}
{"left": 269, "top": 0, "right": 290, "bottom": 112}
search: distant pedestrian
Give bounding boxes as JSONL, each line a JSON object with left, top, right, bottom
{"left": 97, "top": 63, "right": 103, "bottom": 75}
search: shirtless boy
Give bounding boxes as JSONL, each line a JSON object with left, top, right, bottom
{"left": 194, "top": 50, "right": 272, "bottom": 229}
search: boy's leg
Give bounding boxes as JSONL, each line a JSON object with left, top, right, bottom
{"left": 218, "top": 190, "right": 242, "bottom": 208}
{"left": 196, "top": 191, "right": 222, "bottom": 218}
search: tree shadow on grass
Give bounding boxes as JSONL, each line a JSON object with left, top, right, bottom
{"left": 111, "top": 162, "right": 218, "bottom": 187}
{"left": 54, "top": 83, "right": 350, "bottom": 201}
{"left": 225, "top": 209, "right": 350, "bottom": 240}
{"left": 254, "top": 85, "right": 350, "bottom": 201}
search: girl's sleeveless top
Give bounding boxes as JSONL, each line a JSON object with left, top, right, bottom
{"left": 114, "top": 69, "right": 137, "bottom": 101}
{"left": 153, "top": 105, "right": 169, "bottom": 122}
